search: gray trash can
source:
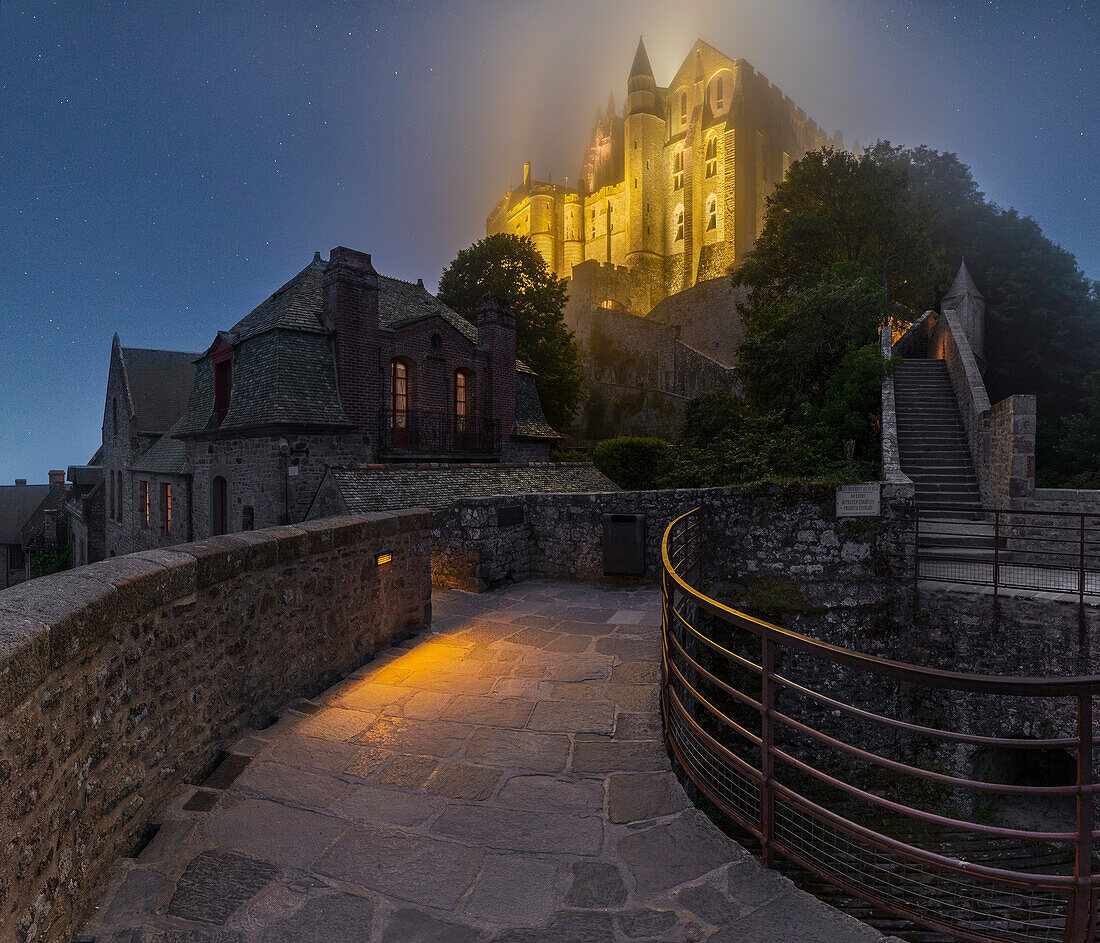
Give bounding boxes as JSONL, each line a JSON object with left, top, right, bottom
{"left": 603, "top": 513, "right": 646, "bottom": 576}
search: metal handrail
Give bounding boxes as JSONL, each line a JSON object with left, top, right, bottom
{"left": 661, "top": 507, "right": 1100, "bottom": 942}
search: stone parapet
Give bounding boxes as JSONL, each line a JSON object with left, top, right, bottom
{"left": 432, "top": 484, "right": 915, "bottom": 597}
{"left": 0, "top": 510, "right": 431, "bottom": 942}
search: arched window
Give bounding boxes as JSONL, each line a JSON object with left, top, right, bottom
{"left": 716, "top": 76, "right": 724, "bottom": 109}
{"left": 705, "top": 136, "right": 718, "bottom": 178}
{"left": 706, "top": 194, "right": 718, "bottom": 231}
{"left": 115, "top": 471, "right": 122, "bottom": 522}
{"left": 674, "top": 205, "right": 685, "bottom": 242}
{"left": 672, "top": 148, "right": 684, "bottom": 191}
{"left": 680, "top": 91, "right": 688, "bottom": 125}
{"left": 212, "top": 476, "right": 228, "bottom": 536}
{"left": 391, "top": 359, "right": 410, "bottom": 448}
{"left": 454, "top": 369, "right": 468, "bottom": 448}
{"left": 108, "top": 470, "right": 114, "bottom": 521}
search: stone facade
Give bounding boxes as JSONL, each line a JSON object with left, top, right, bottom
{"left": 488, "top": 38, "right": 841, "bottom": 297}
{"left": 0, "top": 510, "right": 431, "bottom": 943}
{"left": 565, "top": 264, "right": 739, "bottom": 441}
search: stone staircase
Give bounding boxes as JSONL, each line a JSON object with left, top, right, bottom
{"left": 894, "top": 359, "right": 984, "bottom": 520}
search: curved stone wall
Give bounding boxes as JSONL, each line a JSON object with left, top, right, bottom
{"left": 0, "top": 510, "right": 431, "bottom": 942}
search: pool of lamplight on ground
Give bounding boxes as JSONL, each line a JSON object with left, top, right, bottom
{"left": 80, "top": 580, "right": 890, "bottom": 943}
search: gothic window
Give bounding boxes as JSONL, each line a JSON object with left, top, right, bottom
{"left": 672, "top": 148, "right": 683, "bottom": 190}
{"left": 139, "top": 480, "right": 150, "bottom": 529}
{"left": 391, "top": 359, "right": 410, "bottom": 447}
{"left": 108, "top": 470, "right": 115, "bottom": 521}
{"left": 212, "top": 476, "right": 228, "bottom": 536}
{"left": 680, "top": 91, "right": 687, "bottom": 125}
{"left": 161, "top": 481, "right": 172, "bottom": 536}
{"left": 674, "top": 205, "right": 685, "bottom": 242}
{"left": 716, "top": 76, "right": 724, "bottom": 109}
{"left": 705, "top": 136, "right": 718, "bottom": 177}
{"left": 115, "top": 471, "right": 122, "bottom": 522}
{"left": 454, "top": 369, "right": 468, "bottom": 448}
{"left": 706, "top": 194, "right": 718, "bottom": 231}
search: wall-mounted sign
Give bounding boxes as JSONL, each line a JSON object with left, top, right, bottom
{"left": 836, "top": 483, "right": 881, "bottom": 518}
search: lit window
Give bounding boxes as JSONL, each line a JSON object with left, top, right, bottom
{"left": 161, "top": 482, "right": 172, "bottom": 536}
{"left": 139, "top": 480, "right": 150, "bottom": 529}
{"left": 716, "top": 76, "right": 724, "bottom": 109}
{"left": 672, "top": 148, "right": 683, "bottom": 190}
{"left": 680, "top": 91, "right": 687, "bottom": 125}
{"left": 391, "top": 360, "right": 410, "bottom": 447}
{"left": 706, "top": 195, "right": 718, "bottom": 231}
{"left": 454, "top": 370, "right": 467, "bottom": 428}
{"left": 705, "top": 136, "right": 718, "bottom": 177}
{"left": 675, "top": 205, "right": 684, "bottom": 241}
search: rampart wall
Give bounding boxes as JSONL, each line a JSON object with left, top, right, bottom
{"left": 432, "top": 483, "right": 915, "bottom": 600}
{"left": 0, "top": 511, "right": 431, "bottom": 943}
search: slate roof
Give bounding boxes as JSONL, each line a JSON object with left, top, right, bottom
{"left": 0, "top": 484, "right": 51, "bottom": 544}
{"left": 132, "top": 421, "right": 190, "bottom": 475}
{"left": 327, "top": 463, "right": 617, "bottom": 513}
{"left": 67, "top": 465, "right": 104, "bottom": 487}
{"left": 21, "top": 485, "right": 68, "bottom": 547}
{"left": 119, "top": 345, "right": 201, "bottom": 435}
{"left": 943, "top": 259, "right": 984, "bottom": 302}
{"left": 514, "top": 370, "right": 558, "bottom": 440}
{"left": 172, "top": 252, "right": 553, "bottom": 439}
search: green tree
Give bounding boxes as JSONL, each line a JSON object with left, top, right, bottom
{"left": 438, "top": 234, "right": 585, "bottom": 430}
{"left": 733, "top": 147, "right": 936, "bottom": 308}
{"left": 735, "top": 265, "right": 885, "bottom": 414}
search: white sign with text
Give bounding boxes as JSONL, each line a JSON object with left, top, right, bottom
{"left": 836, "top": 483, "right": 881, "bottom": 517}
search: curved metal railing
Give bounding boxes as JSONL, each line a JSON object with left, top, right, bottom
{"left": 661, "top": 507, "right": 1100, "bottom": 943}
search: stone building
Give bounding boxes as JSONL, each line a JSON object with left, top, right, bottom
{"left": 65, "top": 457, "right": 104, "bottom": 567}
{"left": 487, "top": 38, "right": 841, "bottom": 440}
{"left": 487, "top": 37, "right": 841, "bottom": 309}
{"left": 0, "top": 472, "right": 68, "bottom": 588}
{"left": 100, "top": 246, "right": 608, "bottom": 551}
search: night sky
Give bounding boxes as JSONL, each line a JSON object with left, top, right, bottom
{"left": 0, "top": 1, "right": 1096, "bottom": 483}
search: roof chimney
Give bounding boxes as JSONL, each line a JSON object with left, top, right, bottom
{"left": 323, "top": 246, "right": 381, "bottom": 434}
{"left": 14, "top": 479, "right": 26, "bottom": 486}
{"left": 49, "top": 469, "right": 65, "bottom": 488}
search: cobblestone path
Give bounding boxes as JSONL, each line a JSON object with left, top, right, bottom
{"left": 83, "top": 580, "right": 889, "bottom": 942}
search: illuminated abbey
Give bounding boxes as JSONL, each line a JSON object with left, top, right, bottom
{"left": 487, "top": 38, "right": 842, "bottom": 312}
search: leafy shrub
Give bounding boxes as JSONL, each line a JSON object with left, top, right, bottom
{"left": 593, "top": 436, "right": 676, "bottom": 490}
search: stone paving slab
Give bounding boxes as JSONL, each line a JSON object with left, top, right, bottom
{"left": 81, "top": 579, "right": 896, "bottom": 943}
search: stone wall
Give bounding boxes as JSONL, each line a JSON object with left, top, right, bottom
{"left": 432, "top": 483, "right": 915, "bottom": 598}
{"left": 188, "top": 431, "right": 370, "bottom": 540}
{"left": 645, "top": 277, "right": 749, "bottom": 369}
{"left": 0, "top": 510, "right": 431, "bottom": 943}
{"left": 988, "top": 395, "right": 1036, "bottom": 507}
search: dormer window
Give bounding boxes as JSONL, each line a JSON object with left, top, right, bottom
{"left": 210, "top": 336, "right": 234, "bottom": 425}
{"left": 214, "top": 359, "right": 232, "bottom": 423}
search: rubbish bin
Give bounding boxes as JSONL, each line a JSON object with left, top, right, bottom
{"left": 603, "top": 513, "right": 646, "bottom": 576}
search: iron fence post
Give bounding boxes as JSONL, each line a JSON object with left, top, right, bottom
{"left": 760, "top": 635, "right": 776, "bottom": 866}
{"left": 913, "top": 509, "right": 920, "bottom": 596}
{"left": 1081, "top": 514, "right": 1088, "bottom": 620}
{"left": 1069, "top": 692, "right": 1094, "bottom": 941}
{"left": 994, "top": 510, "right": 1000, "bottom": 608}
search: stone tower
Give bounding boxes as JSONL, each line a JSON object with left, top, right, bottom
{"left": 624, "top": 37, "right": 666, "bottom": 293}
{"left": 941, "top": 259, "right": 986, "bottom": 364}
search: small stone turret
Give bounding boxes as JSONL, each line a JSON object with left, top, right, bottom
{"left": 941, "top": 259, "right": 986, "bottom": 364}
